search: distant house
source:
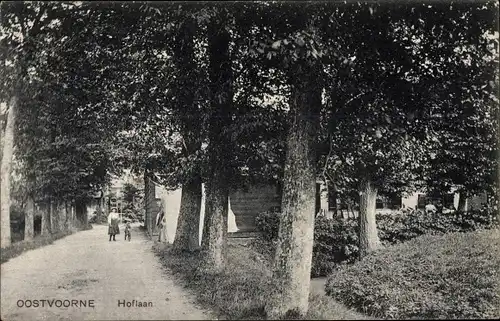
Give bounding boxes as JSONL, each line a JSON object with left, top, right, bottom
{"left": 408, "top": 190, "right": 488, "bottom": 211}
{"left": 101, "top": 172, "right": 490, "bottom": 240}
{"left": 225, "top": 182, "right": 490, "bottom": 230}
{"left": 229, "top": 184, "right": 281, "bottom": 232}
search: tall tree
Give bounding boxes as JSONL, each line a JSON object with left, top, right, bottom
{"left": 200, "top": 7, "right": 234, "bottom": 271}
{"left": 24, "top": 195, "right": 35, "bottom": 240}
{"left": 0, "top": 1, "right": 51, "bottom": 247}
{"left": 0, "top": 96, "right": 16, "bottom": 247}
{"left": 170, "top": 10, "right": 205, "bottom": 252}
{"left": 254, "top": 3, "right": 326, "bottom": 316}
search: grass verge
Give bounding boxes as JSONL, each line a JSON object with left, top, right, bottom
{"left": 153, "top": 239, "right": 369, "bottom": 320}
{"left": 1, "top": 224, "right": 92, "bottom": 265}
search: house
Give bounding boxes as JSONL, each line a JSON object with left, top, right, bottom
{"left": 106, "top": 171, "right": 490, "bottom": 243}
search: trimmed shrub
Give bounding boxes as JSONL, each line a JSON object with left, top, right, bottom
{"left": 377, "top": 207, "right": 497, "bottom": 245}
{"left": 325, "top": 229, "right": 500, "bottom": 319}
{"left": 255, "top": 208, "right": 498, "bottom": 277}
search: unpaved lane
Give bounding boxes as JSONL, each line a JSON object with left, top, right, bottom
{"left": 1, "top": 224, "right": 211, "bottom": 320}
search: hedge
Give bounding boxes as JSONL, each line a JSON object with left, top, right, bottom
{"left": 255, "top": 208, "right": 497, "bottom": 277}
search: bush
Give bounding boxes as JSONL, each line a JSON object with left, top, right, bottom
{"left": 89, "top": 213, "right": 98, "bottom": 223}
{"left": 325, "top": 229, "right": 500, "bottom": 319}
{"left": 377, "top": 207, "right": 498, "bottom": 245}
{"left": 255, "top": 210, "right": 281, "bottom": 242}
{"left": 312, "top": 216, "right": 359, "bottom": 277}
{"left": 255, "top": 208, "right": 498, "bottom": 277}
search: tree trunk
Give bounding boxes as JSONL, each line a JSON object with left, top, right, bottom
{"left": 174, "top": 175, "right": 202, "bottom": 252}
{"left": 70, "top": 202, "right": 76, "bottom": 229}
{"left": 201, "top": 176, "right": 229, "bottom": 271}
{"left": 64, "top": 201, "right": 71, "bottom": 231}
{"left": 358, "top": 179, "right": 381, "bottom": 258}
{"left": 0, "top": 96, "right": 17, "bottom": 248}
{"left": 265, "top": 64, "right": 321, "bottom": 319}
{"left": 75, "top": 198, "right": 87, "bottom": 227}
{"left": 144, "top": 172, "right": 156, "bottom": 238}
{"left": 458, "top": 191, "right": 467, "bottom": 212}
{"left": 50, "top": 199, "right": 59, "bottom": 233}
{"left": 41, "top": 201, "right": 51, "bottom": 235}
{"left": 58, "top": 201, "right": 66, "bottom": 232}
{"left": 496, "top": 78, "right": 500, "bottom": 224}
{"left": 24, "top": 196, "right": 35, "bottom": 241}
{"left": 315, "top": 183, "right": 321, "bottom": 215}
{"left": 143, "top": 172, "right": 149, "bottom": 235}
{"left": 200, "top": 12, "right": 233, "bottom": 272}
{"left": 82, "top": 203, "right": 88, "bottom": 227}
{"left": 171, "top": 16, "right": 203, "bottom": 252}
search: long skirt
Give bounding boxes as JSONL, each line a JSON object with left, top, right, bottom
{"left": 108, "top": 219, "right": 120, "bottom": 235}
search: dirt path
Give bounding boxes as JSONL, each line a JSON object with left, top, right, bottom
{"left": 1, "top": 224, "right": 212, "bottom": 320}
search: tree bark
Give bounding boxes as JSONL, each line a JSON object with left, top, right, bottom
{"left": 1, "top": 96, "right": 17, "bottom": 248}
{"left": 358, "top": 179, "right": 381, "bottom": 258}
{"left": 144, "top": 172, "right": 156, "bottom": 237}
{"left": 83, "top": 203, "right": 88, "bottom": 227}
{"left": 50, "top": 199, "right": 60, "bottom": 233}
{"left": 58, "top": 200, "right": 66, "bottom": 232}
{"left": 174, "top": 175, "right": 202, "bottom": 252}
{"left": 200, "top": 12, "right": 233, "bottom": 272}
{"left": 265, "top": 64, "right": 321, "bottom": 319}
{"left": 69, "top": 202, "right": 76, "bottom": 230}
{"left": 143, "top": 172, "right": 149, "bottom": 235}
{"left": 41, "top": 201, "right": 51, "bottom": 235}
{"left": 458, "top": 191, "right": 467, "bottom": 212}
{"left": 24, "top": 196, "right": 35, "bottom": 241}
{"left": 64, "top": 201, "right": 71, "bottom": 231}
{"left": 496, "top": 77, "right": 500, "bottom": 224}
{"left": 201, "top": 176, "right": 229, "bottom": 271}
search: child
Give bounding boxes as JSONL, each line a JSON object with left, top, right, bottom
{"left": 124, "top": 221, "right": 131, "bottom": 241}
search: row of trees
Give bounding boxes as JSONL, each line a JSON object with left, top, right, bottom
{"left": 1, "top": 1, "right": 498, "bottom": 317}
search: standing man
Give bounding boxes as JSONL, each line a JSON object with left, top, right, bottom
{"left": 155, "top": 203, "right": 167, "bottom": 242}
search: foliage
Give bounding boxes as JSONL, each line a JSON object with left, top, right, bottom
{"left": 1, "top": 1, "right": 119, "bottom": 204}
{"left": 122, "top": 183, "right": 141, "bottom": 205}
{"left": 377, "top": 207, "right": 498, "bottom": 245}
{"left": 153, "top": 241, "right": 367, "bottom": 320}
{"left": 320, "top": 1, "right": 499, "bottom": 197}
{"left": 255, "top": 210, "right": 281, "bottom": 243}
{"left": 312, "top": 216, "right": 359, "bottom": 277}
{"left": 325, "top": 229, "right": 500, "bottom": 319}
{"left": 255, "top": 208, "right": 498, "bottom": 276}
